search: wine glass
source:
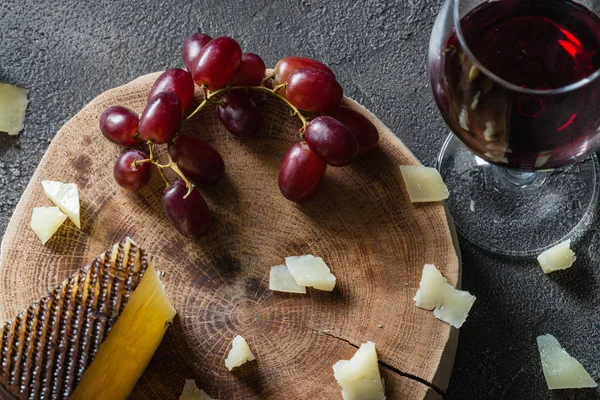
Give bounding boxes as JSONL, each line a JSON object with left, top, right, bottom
{"left": 429, "top": 0, "right": 600, "bottom": 256}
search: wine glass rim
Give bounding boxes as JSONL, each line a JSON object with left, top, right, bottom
{"left": 452, "top": 0, "right": 600, "bottom": 95}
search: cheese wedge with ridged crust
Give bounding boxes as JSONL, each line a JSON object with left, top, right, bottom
{"left": 0, "top": 237, "right": 176, "bottom": 399}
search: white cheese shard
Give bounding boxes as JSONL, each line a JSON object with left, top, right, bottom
{"left": 534, "top": 152, "right": 552, "bottom": 169}
{"left": 537, "top": 334, "right": 597, "bottom": 390}
{"left": 459, "top": 106, "right": 470, "bottom": 131}
{"left": 537, "top": 240, "right": 576, "bottom": 274}
{"left": 414, "top": 264, "right": 476, "bottom": 328}
{"left": 225, "top": 335, "right": 255, "bottom": 371}
{"left": 471, "top": 90, "right": 481, "bottom": 111}
{"left": 30, "top": 206, "right": 68, "bottom": 245}
{"left": 180, "top": 379, "right": 214, "bottom": 400}
{"left": 483, "top": 152, "right": 509, "bottom": 164}
{"left": 399, "top": 165, "right": 449, "bottom": 203}
{"left": 42, "top": 180, "right": 81, "bottom": 228}
{"left": 269, "top": 264, "right": 306, "bottom": 294}
{"left": 285, "top": 254, "right": 336, "bottom": 291}
{"left": 0, "top": 83, "right": 29, "bottom": 135}
{"left": 483, "top": 121, "right": 496, "bottom": 142}
{"left": 333, "top": 341, "right": 386, "bottom": 400}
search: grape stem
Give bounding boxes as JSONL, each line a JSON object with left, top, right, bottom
{"left": 145, "top": 141, "right": 195, "bottom": 196}
{"left": 186, "top": 83, "right": 309, "bottom": 132}
{"left": 140, "top": 79, "right": 310, "bottom": 201}
{"left": 261, "top": 71, "right": 276, "bottom": 84}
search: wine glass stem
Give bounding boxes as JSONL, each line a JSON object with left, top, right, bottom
{"left": 490, "top": 165, "right": 548, "bottom": 189}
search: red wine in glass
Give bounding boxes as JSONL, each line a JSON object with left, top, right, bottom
{"left": 432, "top": 0, "right": 600, "bottom": 171}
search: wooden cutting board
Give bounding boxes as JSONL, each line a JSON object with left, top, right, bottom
{"left": 0, "top": 72, "right": 460, "bottom": 399}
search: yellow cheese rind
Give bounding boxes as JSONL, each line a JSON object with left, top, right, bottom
{"left": 399, "top": 165, "right": 449, "bottom": 203}
{"left": 0, "top": 83, "right": 29, "bottom": 135}
{"left": 30, "top": 206, "right": 67, "bottom": 244}
{"left": 0, "top": 237, "right": 175, "bottom": 400}
{"left": 225, "top": 335, "right": 255, "bottom": 371}
{"left": 537, "top": 240, "right": 576, "bottom": 274}
{"left": 333, "top": 341, "right": 386, "bottom": 400}
{"left": 71, "top": 261, "right": 176, "bottom": 399}
{"left": 537, "top": 334, "right": 597, "bottom": 390}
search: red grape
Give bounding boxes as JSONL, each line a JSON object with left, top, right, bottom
{"left": 273, "top": 56, "right": 334, "bottom": 86}
{"left": 148, "top": 68, "right": 195, "bottom": 113}
{"left": 278, "top": 142, "right": 327, "bottom": 202}
{"left": 304, "top": 116, "right": 358, "bottom": 166}
{"left": 216, "top": 90, "right": 262, "bottom": 138}
{"left": 286, "top": 68, "right": 343, "bottom": 113}
{"left": 229, "top": 52, "right": 266, "bottom": 86}
{"left": 170, "top": 134, "right": 225, "bottom": 185}
{"left": 99, "top": 106, "right": 142, "bottom": 146}
{"left": 323, "top": 106, "right": 379, "bottom": 157}
{"left": 162, "top": 181, "right": 211, "bottom": 238}
{"left": 113, "top": 149, "right": 151, "bottom": 191}
{"left": 182, "top": 32, "right": 212, "bottom": 72}
{"left": 138, "top": 92, "right": 182, "bottom": 144}
{"left": 192, "top": 36, "right": 242, "bottom": 90}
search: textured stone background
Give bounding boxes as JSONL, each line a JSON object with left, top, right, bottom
{"left": 1, "top": 0, "right": 599, "bottom": 398}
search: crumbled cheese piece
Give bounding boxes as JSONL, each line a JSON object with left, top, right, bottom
{"left": 471, "top": 90, "right": 481, "bottom": 111}
{"left": 0, "top": 83, "right": 29, "bottom": 135}
{"left": 179, "top": 379, "right": 214, "bottom": 400}
{"left": 42, "top": 180, "right": 81, "bottom": 228}
{"left": 333, "top": 341, "right": 386, "bottom": 400}
{"left": 483, "top": 121, "right": 496, "bottom": 141}
{"left": 459, "top": 106, "right": 470, "bottom": 130}
{"left": 537, "top": 240, "right": 576, "bottom": 274}
{"left": 537, "top": 334, "right": 597, "bottom": 390}
{"left": 285, "top": 255, "right": 336, "bottom": 291}
{"left": 225, "top": 335, "right": 255, "bottom": 371}
{"left": 269, "top": 264, "right": 306, "bottom": 294}
{"left": 31, "top": 207, "right": 68, "bottom": 245}
{"left": 399, "top": 165, "right": 449, "bottom": 203}
{"left": 414, "top": 264, "right": 476, "bottom": 328}
{"left": 468, "top": 66, "right": 480, "bottom": 82}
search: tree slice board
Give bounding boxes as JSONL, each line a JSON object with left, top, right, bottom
{"left": 0, "top": 72, "right": 460, "bottom": 399}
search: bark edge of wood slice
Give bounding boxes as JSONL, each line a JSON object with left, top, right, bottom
{"left": 0, "top": 72, "right": 460, "bottom": 400}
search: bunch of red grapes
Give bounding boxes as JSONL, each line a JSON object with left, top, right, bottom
{"left": 100, "top": 33, "right": 379, "bottom": 238}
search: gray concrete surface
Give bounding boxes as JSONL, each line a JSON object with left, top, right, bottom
{"left": 1, "top": 0, "right": 599, "bottom": 398}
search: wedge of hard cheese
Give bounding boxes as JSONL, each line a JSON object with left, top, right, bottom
{"left": 0, "top": 237, "right": 176, "bottom": 399}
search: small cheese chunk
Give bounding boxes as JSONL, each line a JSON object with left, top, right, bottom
{"left": 285, "top": 255, "right": 336, "bottom": 291}
{"left": 537, "top": 240, "right": 576, "bottom": 274}
{"left": 225, "top": 335, "right": 255, "bottom": 371}
{"left": 414, "top": 264, "right": 476, "bottom": 328}
{"left": 333, "top": 341, "right": 386, "bottom": 400}
{"left": 468, "top": 66, "right": 480, "bottom": 82}
{"left": 0, "top": 82, "right": 29, "bottom": 135}
{"left": 537, "top": 334, "right": 597, "bottom": 390}
{"left": 459, "top": 106, "right": 470, "bottom": 131}
{"left": 399, "top": 165, "right": 449, "bottom": 203}
{"left": 180, "top": 379, "right": 214, "bottom": 400}
{"left": 42, "top": 180, "right": 81, "bottom": 228}
{"left": 31, "top": 207, "right": 68, "bottom": 245}
{"left": 269, "top": 264, "right": 306, "bottom": 294}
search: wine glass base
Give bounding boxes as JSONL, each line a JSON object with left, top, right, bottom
{"left": 438, "top": 135, "right": 599, "bottom": 257}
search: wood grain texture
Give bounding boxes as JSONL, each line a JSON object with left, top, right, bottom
{"left": 0, "top": 72, "right": 459, "bottom": 399}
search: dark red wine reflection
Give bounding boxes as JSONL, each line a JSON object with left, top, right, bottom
{"left": 432, "top": 0, "right": 600, "bottom": 170}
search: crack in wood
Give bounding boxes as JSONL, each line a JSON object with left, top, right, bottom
{"left": 318, "top": 330, "right": 359, "bottom": 349}
{"left": 314, "top": 329, "right": 445, "bottom": 396}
